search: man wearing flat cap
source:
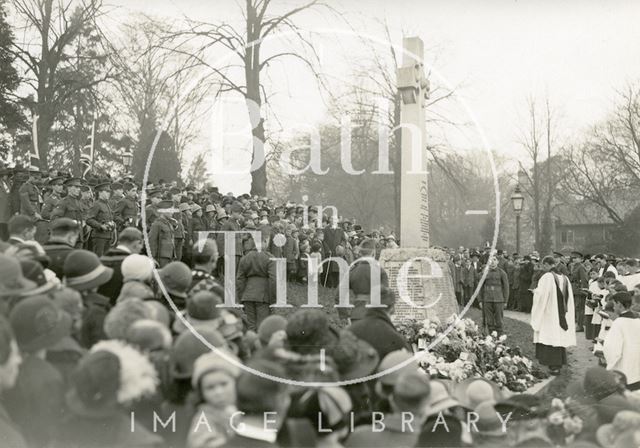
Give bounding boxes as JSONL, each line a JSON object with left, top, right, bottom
{"left": 42, "top": 218, "right": 80, "bottom": 277}
{"left": 570, "top": 251, "right": 589, "bottom": 333}
{"left": 86, "top": 182, "right": 115, "bottom": 256}
{"left": 51, "top": 178, "right": 86, "bottom": 247}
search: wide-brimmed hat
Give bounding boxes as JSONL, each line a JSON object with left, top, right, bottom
{"left": 0, "top": 254, "right": 37, "bottom": 297}
{"left": 376, "top": 349, "right": 416, "bottom": 386}
{"left": 424, "top": 380, "right": 462, "bottom": 418}
{"left": 474, "top": 401, "right": 508, "bottom": 437}
{"left": 63, "top": 250, "right": 113, "bottom": 291}
{"left": 19, "top": 259, "right": 57, "bottom": 296}
{"left": 9, "top": 295, "right": 71, "bottom": 353}
{"left": 451, "top": 376, "right": 503, "bottom": 409}
{"left": 596, "top": 411, "right": 640, "bottom": 447}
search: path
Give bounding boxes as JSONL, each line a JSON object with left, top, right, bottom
{"left": 505, "top": 310, "right": 597, "bottom": 398}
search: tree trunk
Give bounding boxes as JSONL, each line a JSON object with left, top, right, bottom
{"left": 245, "top": 2, "right": 267, "bottom": 196}
{"left": 393, "top": 93, "right": 401, "bottom": 235}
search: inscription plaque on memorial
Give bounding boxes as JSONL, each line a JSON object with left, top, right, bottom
{"left": 379, "top": 248, "right": 459, "bottom": 323}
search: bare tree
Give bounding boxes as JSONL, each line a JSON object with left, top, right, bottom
{"left": 560, "top": 84, "right": 640, "bottom": 225}
{"left": 106, "top": 16, "right": 212, "bottom": 179}
{"left": 11, "top": 0, "right": 112, "bottom": 168}
{"left": 517, "top": 95, "right": 563, "bottom": 253}
{"left": 335, "top": 20, "right": 462, "bottom": 232}
{"left": 161, "top": 0, "right": 333, "bottom": 195}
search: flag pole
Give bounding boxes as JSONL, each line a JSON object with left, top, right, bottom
{"left": 81, "top": 114, "right": 97, "bottom": 178}
{"left": 30, "top": 115, "right": 40, "bottom": 170}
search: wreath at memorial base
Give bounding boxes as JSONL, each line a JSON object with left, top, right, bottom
{"left": 396, "top": 315, "right": 547, "bottom": 392}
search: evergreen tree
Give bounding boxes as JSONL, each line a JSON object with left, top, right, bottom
{"left": 0, "top": 0, "right": 21, "bottom": 132}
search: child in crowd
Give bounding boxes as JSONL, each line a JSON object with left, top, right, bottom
{"left": 188, "top": 351, "right": 240, "bottom": 448}
{"left": 309, "top": 242, "right": 323, "bottom": 284}
{"left": 298, "top": 240, "right": 310, "bottom": 284}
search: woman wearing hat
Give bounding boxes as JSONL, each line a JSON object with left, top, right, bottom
{"left": 0, "top": 254, "right": 38, "bottom": 314}
{"left": 56, "top": 340, "right": 161, "bottom": 447}
{"left": 203, "top": 204, "right": 218, "bottom": 231}
{"left": 0, "top": 315, "right": 27, "bottom": 448}
{"left": 63, "top": 250, "right": 114, "bottom": 348}
{"left": 4, "top": 296, "right": 71, "bottom": 448}
{"left": 190, "top": 203, "right": 207, "bottom": 244}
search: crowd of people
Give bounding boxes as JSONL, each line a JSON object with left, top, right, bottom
{"left": 1, "top": 167, "right": 640, "bottom": 447}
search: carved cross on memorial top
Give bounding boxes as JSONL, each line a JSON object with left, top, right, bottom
{"left": 397, "top": 37, "right": 431, "bottom": 248}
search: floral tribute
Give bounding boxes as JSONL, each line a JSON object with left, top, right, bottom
{"left": 396, "top": 314, "right": 547, "bottom": 392}
{"left": 547, "top": 398, "right": 584, "bottom": 445}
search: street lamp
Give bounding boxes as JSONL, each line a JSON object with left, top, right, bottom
{"left": 511, "top": 183, "right": 525, "bottom": 254}
{"left": 122, "top": 148, "right": 133, "bottom": 174}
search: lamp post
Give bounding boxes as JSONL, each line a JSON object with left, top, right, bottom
{"left": 511, "top": 183, "right": 525, "bottom": 254}
{"left": 122, "top": 148, "right": 133, "bottom": 175}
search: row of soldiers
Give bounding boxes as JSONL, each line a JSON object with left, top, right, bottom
{"left": 14, "top": 170, "right": 140, "bottom": 254}
{"left": 7, "top": 169, "right": 235, "bottom": 267}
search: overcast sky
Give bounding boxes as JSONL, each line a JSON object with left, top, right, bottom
{"left": 108, "top": 0, "right": 640, "bottom": 193}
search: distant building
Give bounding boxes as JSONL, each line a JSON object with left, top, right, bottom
{"left": 553, "top": 201, "right": 619, "bottom": 254}
{"left": 555, "top": 220, "right": 617, "bottom": 254}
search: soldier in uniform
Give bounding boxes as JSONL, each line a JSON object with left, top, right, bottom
{"left": 41, "top": 177, "right": 64, "bottom": 221}
{"left": 179, "top": 202, "right": 193, "bottom": 263}
{"left": 109, "top": 182, "right": 124, "bottom": 211}
{"left": 86, "top": 182, "right": 115, "bottom": 256}
{"left": 173, "top": 204, "right": 187, "bottom": 263}
{"left": 480, "top": 257, "right": 510, "bottom": 335}
{"left": 554, "top": 251, "right": 570, "bottom": 277}
{"left": 80, "top": 185, "right": 93, "bottom": 211}
{"left": 145, "top": 188, "right": 162, "bottom": 229}
{"left": 148, "top": 200, "right": 177, "bottom": 268}
{"left": 570, "top": 251, "right": 589, "bottom": 333}
{"left": 18, "top": 169, "right": 41, "bottom": 220}
{"left": 79, "top": 185, "right": 94, "bottom": 249}
{"left": 114, "top": 182, "right": 139, "bottom": 231}
{"left": 51, "top": 178, "right": 85, "bottom": 248}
